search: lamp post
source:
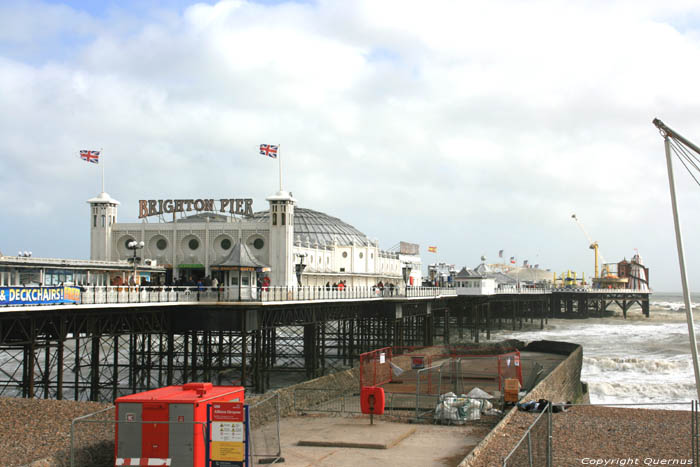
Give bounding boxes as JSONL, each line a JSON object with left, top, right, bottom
{"left": 402, "top": 263, "right": 412, "bottom": 295}
{"left": 295, "top": 253, "right": 307, "bottom": 287}
{"left": 126, "top": 240, "right": 145, "bottom": 286}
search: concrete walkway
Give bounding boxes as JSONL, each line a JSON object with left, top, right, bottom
{"left": 269, "top": 415, "right": 492, "bottom": 467}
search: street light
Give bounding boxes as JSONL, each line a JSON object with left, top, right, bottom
{"left": 126, "top": 240, "right": 145, "bottom": 286}
{"left": 402, "top": 263, "right": 412, "bottom": 287}
{"left": 295, "top": 253, "right": 307, "bottom": 287}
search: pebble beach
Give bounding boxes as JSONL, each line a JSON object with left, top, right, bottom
{"left": 469, "top": 405, "right": 693, "bottom": 467}
{"left": 0, "top": 397, "right": 113, "bottom": 467}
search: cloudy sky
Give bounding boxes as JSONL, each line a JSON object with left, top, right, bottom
{"left": 2, "top": 0, "right": 700, "bottom": 291}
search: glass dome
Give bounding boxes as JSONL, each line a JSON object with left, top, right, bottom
{"left": 252, "top": 207, "right": 372, "bottom": 247}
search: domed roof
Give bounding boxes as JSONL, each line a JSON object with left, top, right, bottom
{"left": 252, "top": 207, "right": 372, "bottom": 247}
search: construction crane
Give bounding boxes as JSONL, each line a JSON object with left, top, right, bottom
{"left": 571, "top": 214, "right": 605, "bottom": 278}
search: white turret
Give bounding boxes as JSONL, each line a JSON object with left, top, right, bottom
{"left": 88, "top": 192, "right": 120, "bottom": 260}
{"left": 266, "top": 190, "right": 296, "bottom": 287}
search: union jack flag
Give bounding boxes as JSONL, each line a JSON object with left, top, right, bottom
{"left": 80, "top": 150, "right": 100, "bottom": 164}
{"left": 259, "top": 144, "right": 278, "bottom": 159}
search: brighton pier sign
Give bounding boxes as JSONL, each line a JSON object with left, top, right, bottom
{"left": 139, "top": 198, "right": 253, "bottom": 219}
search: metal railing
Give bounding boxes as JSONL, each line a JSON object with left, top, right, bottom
{"left": 1, "top": 285, "right": 457, "bottom": 307}
{"left": 503, "top": 402, "right": 700, "bottom": 467}
{"left": 415, "top": 363, "right": 444, "bottom": 421}
{"left": 249, "top": 393, "right": 283, "bottom": 464}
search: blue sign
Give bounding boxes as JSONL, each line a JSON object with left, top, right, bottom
{"left": 0, "top": 286, "right": 81, "bottom": 306}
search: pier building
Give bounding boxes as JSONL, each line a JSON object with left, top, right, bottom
{"left": 88, "top": 189, "right": 422, "bottom": 290}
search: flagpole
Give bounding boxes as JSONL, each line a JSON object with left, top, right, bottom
{"left": 278, "top": 144, "right": 282, "bottom": 191}
{"left": 101, "top": 148, "right": 105, "bottom": 193}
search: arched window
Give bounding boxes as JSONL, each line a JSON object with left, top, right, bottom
{"left": 281, "top": 213, "right": 286, "bottom": 225}
{"left": 273, "top": 213, "right": 277, "bottom": 226}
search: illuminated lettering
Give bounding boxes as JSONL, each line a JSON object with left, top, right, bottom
{"left": 184, "top": 199, "right": 194, "bottom": 211}
{"left": 244, "top": 199, "right": 253, "bottom": 216}
{"left": 164, "top": 200, "right": 174, "bottom": 213}
{"left": 194, "top": 199, "right": 204, "bottom": 211}
{"left": 235, "top": 199, "right": 244, "bottom": 214}
{"left": 174, "top": 200, "right": 184, "bottom": 212}
{"left": 219, "top": 199, "right": 229, "bottom": 212}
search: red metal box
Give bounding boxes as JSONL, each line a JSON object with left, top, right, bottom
{"left": 115, "top": 383, "right": 244, "bottom": 467}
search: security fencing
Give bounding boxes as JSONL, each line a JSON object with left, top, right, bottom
{"left": 502, "top": 403, "right": 551, "bottom": 467}
{"left": 359, "top": 346, "right": 393, "bottom": 388}
{"left": 415, "top": 363, "right": 445, "bottom": 421}
{"left": 69, "top": 396, "right": 284, "bottom": 467}
{"left": 503, "top": 402, "right": 700, "bottom": 467}
{"left": 249, "top": 392, "right": 283, "bottom": 465}
{"left": 70, "top": 409, "right": 208, "bottom": 467}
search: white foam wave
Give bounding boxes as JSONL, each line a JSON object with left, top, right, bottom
{"left": 583, "top": 356, "right": 689, "bottom": 374}
{"left": 651, "top": 300, "right": 699, "bottom": 311}
{"left": 589, "top": 381, "right": 696, "bottom": 405}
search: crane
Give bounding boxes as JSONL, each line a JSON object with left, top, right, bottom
{"left": 571, "top": 214, "right": 606, "bottom": 279}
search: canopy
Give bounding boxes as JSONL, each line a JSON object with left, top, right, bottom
{"left": 211, "top": 240, "right": 271, "bottom": 272}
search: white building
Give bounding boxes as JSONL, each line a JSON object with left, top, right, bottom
{"left": 89, "top": 189, "right": 422, "bottom": 291}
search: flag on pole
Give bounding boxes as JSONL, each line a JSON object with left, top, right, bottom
{"left": 259, "top": 144, "right": 278, "bottom": 159}
{"left": 428, "top": 246, "right": 437, "bottom": 253}
{"left": 510, "top": 256, "right": 516, "bottom": 264}
{"left": 499, "top": 249, "right": 504, "bottom": 258}
{"left": 80, "top": 150, "right": 100, "bottom": 164}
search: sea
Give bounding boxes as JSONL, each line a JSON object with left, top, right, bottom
{"left": 489, "top": 292, "right": 700, "bottom": 407}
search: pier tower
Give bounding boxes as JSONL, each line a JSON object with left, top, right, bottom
{"left": 88, "top": 192, "right": 120, "bottom": 261}
{"left": 266, "top": 190, "right": 297, "bottom": 286}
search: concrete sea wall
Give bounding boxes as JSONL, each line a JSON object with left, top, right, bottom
{"left": 458, "top": 340, "right": 586, "bottom": 466}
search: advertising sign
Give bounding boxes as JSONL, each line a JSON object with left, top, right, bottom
{"left": 0, "top": 286, "right": 81, "bottom": 306}
{"left": 411, "top": 356, "right": 425, "bottom": 370}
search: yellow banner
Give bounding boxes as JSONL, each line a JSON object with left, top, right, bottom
{"left": 211, "top": 441, "right": 244, "bottom": 461}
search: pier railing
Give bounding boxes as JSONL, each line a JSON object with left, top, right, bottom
{"left": 1, "top": 285, "right": 456, "bottom": 307}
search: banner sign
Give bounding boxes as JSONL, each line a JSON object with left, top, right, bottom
{"left": 0, "top": 286, "right": 81, "bottom": 306}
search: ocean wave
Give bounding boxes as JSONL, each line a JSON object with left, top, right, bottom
{"left": 589, "top": 380, "right": 696, "bottom": 403}
{"left": 651, "top": 301, "right": 699, "bottom": 311}
{"left": 583, "top": 356, "right": 689, "bottom": 374}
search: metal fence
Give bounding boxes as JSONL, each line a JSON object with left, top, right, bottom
{"left": 69, "top": 396, "right": 284, "bottom": 467}
{"left": 415, "top": 363, "right": 445, "bottom": 421}
{"left": 359, "top": 346, "right": 393, "bottom": 388}
{"left": 502, "top": 403, "right": 551, "bottom": 467}
{"left": 294, "top": 387, "right": 362, "bottom": 414}
{"left": 249, "top": 393, "right": 283, "bottom": 464}
{"left": 503, "top": 402, "right": 700, "bottom": 467}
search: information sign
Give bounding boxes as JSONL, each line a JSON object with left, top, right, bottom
{"left": 208, "top": 402, "right": 247, "bottom": 465}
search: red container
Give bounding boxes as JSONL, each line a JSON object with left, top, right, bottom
{"left": 360, "top": 386, "right": 385, "bottom": 415}
{"left": 115, "top": 383, "right": 244, "bottom": 467}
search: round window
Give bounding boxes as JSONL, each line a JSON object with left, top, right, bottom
{"left": 359, "top": 252, "right": 364, "bottom": 259}
{"left": 156, "top": 239, "right": 167, "bottom": 250}
{"left": 253, "top": 238, "right": 264, "bottom": 250}
{"left": 342, "top": 252, "right": 348, "bottom": 258}
{"left": 188, "top": 239, "right": 199, "bottom": 250}
{"left": 221, "top": 238, "right": 232, "bottom": 250}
